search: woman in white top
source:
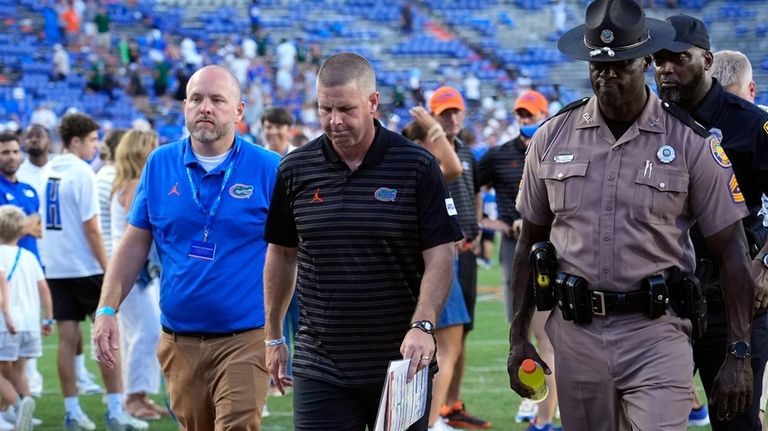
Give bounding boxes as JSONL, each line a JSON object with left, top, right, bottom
{"left": 110, "top": 130, "right": 164, "bottom": 420}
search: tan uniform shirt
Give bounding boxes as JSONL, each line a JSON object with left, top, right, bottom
{"left": 517, "top": 91, "right": 748, "bottom": 291}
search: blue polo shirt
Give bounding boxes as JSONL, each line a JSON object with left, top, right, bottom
{"left": 0, "top": 176, "right": 40, "bottom": 261}
{"left": 129, "top": 136, "right": 280, "bottom": 333}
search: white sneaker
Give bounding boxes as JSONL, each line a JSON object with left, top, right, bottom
{"left": 76, "top": 370, "right": 104, "bottom": 395}
{"left": 15, "top": 397, "right": 35, "bottom": 431}
{"left": 2, "top": 408, "right": 42, "bottom": 427}
{"left": 429, "top": 418, "right": 463, "bottom": 431}
{"left": 0, "top": 415, "right": 13, "bottom": 431}
{"left": 64, "top": 411, "right": 96, "bottom": 431}
{"left": 28, "top": 370, "right": 43, "bottom": 397}
{"left": 515, "top": 398, "right": 538, "bottom": 423}
{"left": 262, "top": 404, "right": 270, "bottom": 417}
{"left": 106, "top": 412, "right": 149, "bottom": 431}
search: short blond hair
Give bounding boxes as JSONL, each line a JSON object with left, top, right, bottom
{"left": 0, "top": 205, "right": 26, "bottom": 243}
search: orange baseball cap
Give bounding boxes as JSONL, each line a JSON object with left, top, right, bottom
{"left": 514, "top": 90, "right": 549, "bottom": 116}
{"left": 430, "top": 86, "right": 465, "bottom": 115}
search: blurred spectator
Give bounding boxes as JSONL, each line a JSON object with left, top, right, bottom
{"left": 249, "top": 0, "right": 261, "bottom": 34}
{"left": 152, "top": 58, "right": 171, "bottom": 98}
{"left": 94, "top": 4, "right": 111, "bottom": 48}
{"left": 276, "top": 38, "right": 297, "bottom": 71}
{"left": 242, "top": 35, "right": 257, "bottom": 60}
{"left": 82, "top": 0, "right": 97, "bottom": 44}
{"left": 172, "top": 66, "right": 191, "bottom": 102}
{"left": 42, "top": 1, "right": 60, "bottom": 43}
{"left": 52, "top": 43, "right": 70, "bottom": 81}
{"left": 228, "top": 49, "right": 250, "bottom": 88}
{"left": 401, "top": 4, "right": 413, "bottom": 34}
{"left": 463, "top": 73, "right": 481, "bottom": 112}
{"left": 61, "top": 2, "right": 81, "bottom": 46}
{"left": 552, "top": 0, "right": 567, "bottom": 34}
{"left": 180, "top": 37, "right": 202, "bottom": 68}
{"left": 126, "top": 64, "right": 151, "bottom": 116}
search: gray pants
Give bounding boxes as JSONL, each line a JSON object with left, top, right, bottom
{"left": 546, "top": 310, "right": 693, "bottom": 430}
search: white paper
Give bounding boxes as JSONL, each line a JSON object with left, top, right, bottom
{"left": 374, "top": 359, "right": 429, "bottom": 431}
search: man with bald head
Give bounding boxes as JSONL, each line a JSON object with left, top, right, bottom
{"left": 93, "top": 65, "right": 281, "bottom": 430}
{"left": 264, "top": 52, "right": 461, "bottom": 430}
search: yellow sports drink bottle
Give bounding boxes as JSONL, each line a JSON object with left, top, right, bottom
{"left": 518, "top": 359, "right": 548, "bottom": 402}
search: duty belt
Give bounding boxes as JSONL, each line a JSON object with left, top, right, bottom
{"left": 590, "top": 290, "right": 648, "bottom": 316}
{"left": 554, "top": 272, "right": 669, "bottom": 324}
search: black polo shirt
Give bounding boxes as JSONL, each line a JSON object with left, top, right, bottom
{"left": 447, "top": 138, "right": 481, "bottom": 240}
{"left": 477, "top": 136, "right": 527, "bottom": 224}
{"left": 265, "top": 120, "right": 462, "bottom": 386}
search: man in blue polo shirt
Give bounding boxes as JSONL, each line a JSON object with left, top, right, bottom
{"left": 93, "top": 65, "right": 280, "bottom": 430}
{"left": 0, "top": 133, "right": 41, "bottom": 261}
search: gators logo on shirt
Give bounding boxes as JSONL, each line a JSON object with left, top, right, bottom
{"left": 374, "top": 187, "right": 397, "bottom": 202}
{"left": 229, "top": 183, "right": 254, "bottom": 199}
{"left": 729, "top": 173, "right": 744, "bottom": 203}
{"left": 708, "top": 128, "right": 730, "bottom": 168}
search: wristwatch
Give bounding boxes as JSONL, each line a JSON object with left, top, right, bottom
{"left": 728, "top": 341, "right": 751, "bottom": 359}
{"left": 760, "top": 254, "right": 768, "bottom": 270}
{"left": 409, "top": 320, "right": 435, "bottom": 335}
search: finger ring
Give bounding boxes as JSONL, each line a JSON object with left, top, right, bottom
{"left": 420, "top": 356, "right": 431, "bottom": 361}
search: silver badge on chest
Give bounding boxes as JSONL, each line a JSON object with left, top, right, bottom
{"left": 657, "top": 145, "right": 676, "bottom": 163}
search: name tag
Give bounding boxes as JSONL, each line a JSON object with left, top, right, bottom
{"left": 189, "top": 240, "right": 216, "bottom": 260}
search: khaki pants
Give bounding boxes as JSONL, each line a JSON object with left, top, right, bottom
{"left": 547, "top": 310, "right": 694, "bottom": 430}
{"left": 158, "top": 328, "right": 269, "bottom": 431}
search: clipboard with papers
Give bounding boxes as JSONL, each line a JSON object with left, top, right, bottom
{"left": 374, "top": 359, "right": 429, "bottom": 431}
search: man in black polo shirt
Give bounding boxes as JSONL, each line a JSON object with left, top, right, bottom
{"left": 263, "top": 52, "right": 462, "bottom": 431}
{"left": 653, "top": 15, "right": 768, "bottom": 428}
{"left": 478, "top": 90, "right": 562, "bottom": 428}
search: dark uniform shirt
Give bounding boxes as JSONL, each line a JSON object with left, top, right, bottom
{"left": 264, "top": 120, "right": 462, "bottom": 386}
{"left": 447, "top": 138, "right": 480, "bottom": 241}
{"left": 477, "top": 136, "right": 527, "bottom": 224}
{"left": 683, "top": 79, "right": 768, "bottom": 316}
{"left": 689, "top": 78, "right": 768, "bottom": 249}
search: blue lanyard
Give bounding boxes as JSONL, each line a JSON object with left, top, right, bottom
{"left": 6, "top": 247, "right": 21, "bottom": 281}
{"left": 185, "top": 144, "right": 239, "bottom": 242}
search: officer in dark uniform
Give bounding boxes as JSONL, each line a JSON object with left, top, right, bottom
{"left": 507, "top": 1, "right": 756, "bottom": 429}
{"left": 653, "top": 15, "right": 768, "bottom": 429}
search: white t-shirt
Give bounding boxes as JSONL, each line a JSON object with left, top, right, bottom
{"left": 40, "top": 154, "right": 102, "bottom": 278}
{"left": 0, "top": 245, "right": 44, "bottom": 331}
{"left": 17, "top": 159, "right": 50, "bottom": 207}
{"left": 96, "top": 165, "right": 116, "bottom": 257}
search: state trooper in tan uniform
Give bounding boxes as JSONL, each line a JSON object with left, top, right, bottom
{"left": 506, "top": 0, "right": 756, "bottom": 430}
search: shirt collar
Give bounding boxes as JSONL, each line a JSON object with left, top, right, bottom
{"left": 0, "top": 175, "right": 14, "bottom": 186}
{"left": 322, "top": 119, "right": 388, "bottom": 167}
{"left": 575, "top": 88, "right": 666, "bottom": 135}
{"left": 183, "top": 135, "right": 242, "bottom": 172}
{"left": 691, "top": 77, "right": 722, "bottom": 126}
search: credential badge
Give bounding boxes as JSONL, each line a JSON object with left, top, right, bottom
{"left": 657, "top": 145, "right": 676, "bottom": 164}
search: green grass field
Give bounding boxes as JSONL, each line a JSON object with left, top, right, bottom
{"left": 30, "top": 261, "right": 710, "bottom": 430}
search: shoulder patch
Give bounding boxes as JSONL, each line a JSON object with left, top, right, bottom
{"left": 763, "top": 121, "right": 768, "bottom": 136}
{"left": 661, "top": 101, "right": 709, "bottom": 138}
{"left": 729, "top": 172, "right": 744, "bottom": 203}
